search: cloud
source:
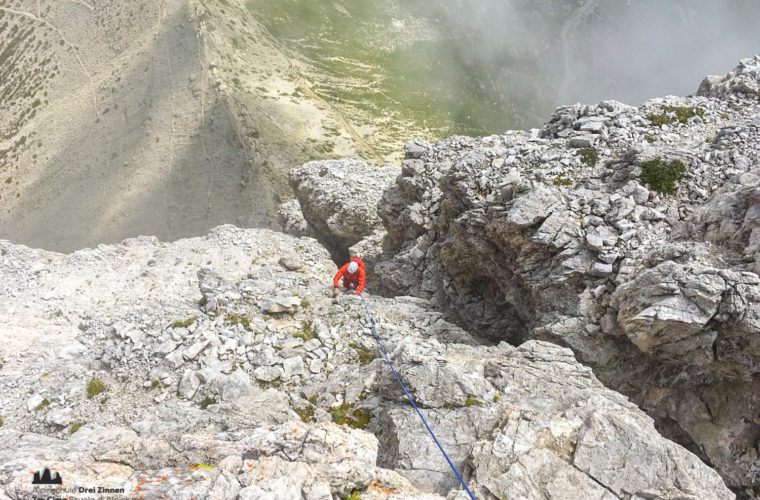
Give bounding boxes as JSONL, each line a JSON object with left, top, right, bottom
{"left": 427, "top": 0, "right": 760, "bottom": 127}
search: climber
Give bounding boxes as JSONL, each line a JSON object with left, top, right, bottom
{"left": 333, "top": 257, "right": 365, "bottom": 296}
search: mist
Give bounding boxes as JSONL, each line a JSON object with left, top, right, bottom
{"left": 247, "top": 0, "right": 760, "bottom": 137}
{"left": 429, "top": 0, "right": 760, "bottom": 128}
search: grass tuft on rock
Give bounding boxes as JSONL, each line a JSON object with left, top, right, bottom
{"left": 464, "top": 397, "right": 482, "bottom": 407}
{"left": 577, "top": 148, "right": 598, "bottom": 167}
{"left": 294, "top": 321, "right": 316, "bottom": 341}
{"left": 257, "top": 379, "right": 281, "bottom": 390}
{"left": 224, "top": 314, "right": 251, "bottom": 330}
{"left": 70, "top": 421, "right": 85, "bottom": 434}
{"left": 295, "top": 406, "right": 315, "bottom": 423}
{"left": 552, "top": 174, "right": 572, "bottom": 187}
{"left": 86, "top": 379, "right": 106, "bottom": 399}
{"left": 171, "top": 316, "right": 196, "bottom": 328}
{"left": 639, "top": 158, "right": 687, "bottom": 195}
{"left": 349, "top": 343, "right": 372, "bottom": 365}
{"left": 35, "top": 398, "right": 50, "bottom": 411}
{"left": 330, "top": 403, "right": 370, "bottom": 429}
{"left": 199, "top": 396, "right": 217, "bottom": 410}
{"left": 647, "top": 105, "right": 704, "bottom": 126}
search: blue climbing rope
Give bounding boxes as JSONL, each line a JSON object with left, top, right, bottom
{"left": 357, "top": 293, "right": 476, "bottom": 500}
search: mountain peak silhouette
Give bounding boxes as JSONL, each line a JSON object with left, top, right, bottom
{"left": 32, "top": 467, "right": 62, "bottom": 485}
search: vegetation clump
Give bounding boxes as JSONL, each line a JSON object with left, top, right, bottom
{"left": 294, "top": 406, "right": 316, "bottom": 423}
{"left": 647, "top": 105, "right": 704, "bottom": 126}
{"left": 464, "top": 397, "right": 482, "bottom": 407}
{"left": 577, "top": 148, "right": 598, "bottom": 167}
{"left": 224, "top": 314, "right": 251, "bottom": 330}
{"left": 349, "top": 343, "right": 373, "bottom": 365}
{"left": 330, "top": 403, "right": 370, "bottom": 429}
{"left": 199, "top": 396, "right": 218, "bottom": 409}
{"left": 639, "top": 158, "right": 687, "bottom": 195}
{"left": 552, "top": 174, "right": 572, "bottom": 187}
{"left": 294, "top": 321, "right": 316, "bottom": 341}
{"left": 86, "top": 379, "right": 106, "bottom": 399}
{"left": 257, "top": 379, "right": 281, "bottom": 390}
{"left": 171, "top": 316, "right": 196, "bottom": 328}
{"left": 70, "top": 421, "right": 85, "bottom": 433}
{"left": 343, "top": 492, "right": 361, "bottom": 500}
{"left": 35, "top": 398, "right": 50, "bottom": 411}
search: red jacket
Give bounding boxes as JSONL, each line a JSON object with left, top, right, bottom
{"left": 333, "top": 257, "right": 365, "bottom": 294}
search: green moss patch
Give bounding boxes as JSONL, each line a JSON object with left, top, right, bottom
{"left": 86, "top": 379, "right": 106, "bottom": 399}
{"left": 199, "top": 396, "right": 217, "bottom": 409}
{"left": 171, "top": 317, "right": 196, "bottom": 328}
{"left": 294, "top": 406, "right": 316, "bottom": 423}
{"left": 647, "top": 105, "right": 704, "bottom": 126}
{"left": 330, "top": 403, "right": 370, "bottom": 429}
{"left": 577, "top": 148, "right": 598, "bottom": 167}
{"left": 294, "top": 321, "right": 316, "bottom": 341}
{"left": 224, "top": 314, "right": 251, "bottom": 330}
{"left": 640, "top": 158, "right": 687, "bottom": 195}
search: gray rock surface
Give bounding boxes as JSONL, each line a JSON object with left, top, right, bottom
{"left": 698, "top": 55, "right": 760, "bottom": 100}
{"left": 369, "top": 339, "right": 733, "bottom": 499}
{"left": 288, "top": 158, "right": 400, "bottom": 261}
{"left": 275, "top": 200, "right": 313, "bottom": 238}
{"left": 369, "top": 57, "right": 760, "bottom": 492}
{"left": 0, "top": 225, "right": 735, "bottom": 499}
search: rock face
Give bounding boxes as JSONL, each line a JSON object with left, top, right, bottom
{"left": 276, "top": 200, "right": 313, "bottom": 238}
{"left": 288, "top": 158, "right": 399, "bottom": 262}
{"left": 360, "top": 57, "right": 760, "bottom": 492}
{"left": 371, "top": 339, "right": 733, "bottom": 500}
{"left": 0, "top": 225, "right": 735, "bottom": 499}
{"left": 0, "top": 421, "right": 426, "bottom": 500}
{"left": 698, "top": 55, "right": 760, "bottom": 100}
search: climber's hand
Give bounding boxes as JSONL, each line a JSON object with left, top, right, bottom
{"left": 333, "top": 287, "right": 339, "bottom": 297}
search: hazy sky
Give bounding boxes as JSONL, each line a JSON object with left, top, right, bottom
{"left": 435, "top": 0, "right": 760, "bottom": 113}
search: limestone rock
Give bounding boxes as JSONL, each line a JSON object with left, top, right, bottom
{"left": 44, "top": 408, "right": 73, "bottom": 427}
{"left": 288, "top": 159, "right": 399, "bottom": 257}
{"left": 371, "top": 340, "right": 734, "bottom": 500}
{"left": 276, "top": 200, "right": 312, "bottom": 238}
{"left": 179, "top": 370, "right": 201, "bottom": 399}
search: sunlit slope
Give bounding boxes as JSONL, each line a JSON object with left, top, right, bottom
{"left": 0, "top": 0, "right": 373, "bottom": 252}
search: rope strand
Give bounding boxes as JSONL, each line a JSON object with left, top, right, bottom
{"left": 358, "top": 293, "right": 476, "bottom": 500}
